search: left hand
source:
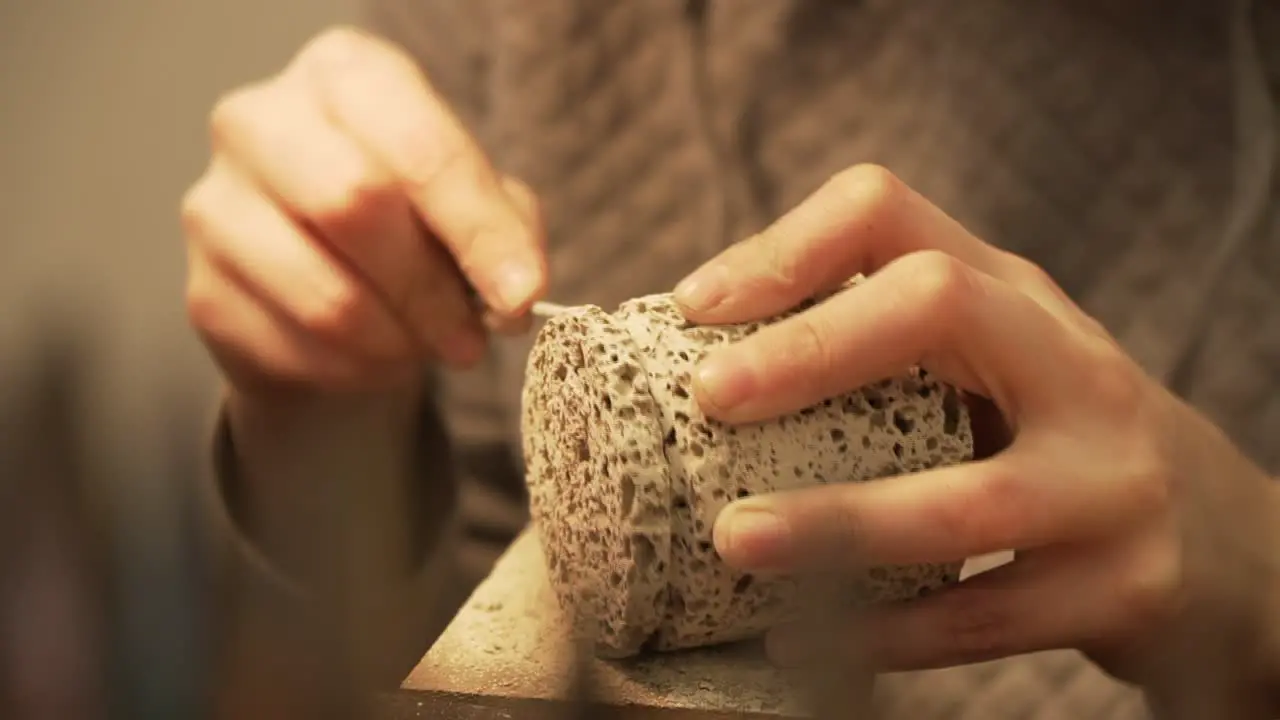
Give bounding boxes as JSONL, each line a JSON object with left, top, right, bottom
{"left": 673, "top": 165, "right": 1280, "bottom": 710}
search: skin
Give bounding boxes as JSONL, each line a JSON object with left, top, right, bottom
{"left": 182, "top": 26, "right": 543, "bottom": 399}
{"left": 675, "top": 164, "right": 1280, "bottom": 714}
{"left": 180, "top": 26, "right": 547, "bottom": 607}
{"left": 184, "top": 25, "right": 1278, "bottom": 714}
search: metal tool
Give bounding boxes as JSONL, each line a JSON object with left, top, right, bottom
{"left": 530, "top": 301, "right": 573, "bottom": 318}
{"left": 466, "top": 283, "right": 574, "bottom": 321}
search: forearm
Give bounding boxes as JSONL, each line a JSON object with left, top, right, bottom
{"left": 200, "top": 378, "right": 463, "bottom": 710}
{"left": 223, "top": 379, "right": 453, "bottom": 585}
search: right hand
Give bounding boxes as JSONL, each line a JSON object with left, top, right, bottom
{"left": 181, "top": 26, "right": 546, "bottom": 395}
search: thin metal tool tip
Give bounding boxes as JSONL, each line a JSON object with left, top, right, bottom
{"left": 530, "top": 301, "right": 573, "bottom": 318}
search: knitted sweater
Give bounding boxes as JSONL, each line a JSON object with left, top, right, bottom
{"left": 205, "top": 1, "right": 1280, "bottom": 717}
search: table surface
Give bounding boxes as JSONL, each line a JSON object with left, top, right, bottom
{"left": 386, "top": 530, "right": 1027, "bottom": 719}
{"left": 379, "top": 691, "right": 791, "bottom": 720}
{"left": 393, "top": 529, "right": 804, "bottom": 717}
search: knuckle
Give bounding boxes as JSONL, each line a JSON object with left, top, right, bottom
{"left": 1069, "top": 311, "right": 1122, "bottom": 351}
{"left": 829, "top": 163, "right": 905, "bottom": 218}
{"left": 179, "top": 175, "right": 219, "bottom": 239}
{"left": 502, "top": 176, "right": 545, "bottom": 227}
{"left": 1004, "top": 253, "right": 1058, "bottom": 292}
{"left": 904, "top": 250, "right": 979, "bottom": 320}
{"left": 300, "top": 25, "right": 376, "bottom": 74}
{"left": 1081, "top": 315, "right": 1120, "bottom": 346}
{"left": 524, "top": 192, "right": 546, "bottom": 230}
{"left": 940, "top": 589, "right": 1013, "bottom": 661}
{"left": 1001, "top": 252, "right": 1099, "bottom": 322}
{"left": 1120, "top": 439, "right": 1173, "bottom": 519}
{"left": 207, "top": 79, "right": 287, "bottom": 151}
{"left": 933, "top": 464, "right": 1027, "bottom": 553}
{"left": 789, "top": 314, "right": 837, "bottom": 385}
{"left": 823, "top": 495, "right": 869, "bottom": 560}
{"left": 184, "top": 257, "right": 239, "bottom": 348}
{"left": 501, "top": 175, "right": 535, "bottom": 204}
{"left": 1117, "top": 543, "right": 1183, "bottom": 633}
{"left": 208, "top": 86, "right": 260, "bottom": 147}
{"left": 738, "top": 226, "right": 803, "bottom": 290}
{"left": 771, "top": 250, "right": 803, "bottom": 291}
{"left": 1084, "top": 344, "right": 1146, "bottom": 417}
{"left": 184, "top": 270, "right": 222, "bottom": 334}
{"left": 1077, "top": 344, "right": 1173, "bottom": 518}
{"left": 296, "top": 281, "right": 368, "bottom": 339}
{"left": 398, "top": 130, "right": 473, "bottom": 200}
{"left": 309, "top": 172, "right": 398, "bottom": 230}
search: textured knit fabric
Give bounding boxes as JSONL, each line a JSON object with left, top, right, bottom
{"left": 207, "top": 1, "right": 1280, "bottom": 717}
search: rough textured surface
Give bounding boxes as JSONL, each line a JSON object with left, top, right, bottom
{"left": 521, "top": 288, "right": 974, "bottom": 656}
{"left": 521, "top": 307, "right": 673, "bottom": 657}
{"left": 402, "top": 529, "right": 806, "bottom": 717}
{"left": 399, "top": 532, "right": 1148, "bottom": 719}
{"left": 371, "top": 2, "right": 1206, "bottom": 715}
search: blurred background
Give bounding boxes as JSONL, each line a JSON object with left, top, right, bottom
{"left": 0, "top": 3, "right": 1275, "bottom": 719}
{"left": 1, "top": 0, "right": 354, "bottom": 437}
{"left": 1, "top": 2, "right": 352, "bottom": 716}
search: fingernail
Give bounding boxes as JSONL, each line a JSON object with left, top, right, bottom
{"left": 694, "top": 354, "right": 755, "bottom": 413}
{"left": 714, "top": 502, "right": 792, "bottom": 570}
{"left": 493, "top": 261, "right": 540, "bottom": 314}
{"left": 674, "top": 263, "right": 728, "bottom": 313}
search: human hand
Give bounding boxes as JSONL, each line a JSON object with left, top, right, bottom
{"left": 182, "top": 27, "right": 545, "bottom": 396}
{"left": 673, "top": 165, "right": 1280, "bottom": 709}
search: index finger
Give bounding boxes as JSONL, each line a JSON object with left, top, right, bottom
{"left": 294, "top": 28, "right": 546, "bottom": 315}
{"left": 692, "top": 251, "right": 1082, "bottom": 426}
{"left": 674, "top": 165, "right": 1075, "bottom": 326}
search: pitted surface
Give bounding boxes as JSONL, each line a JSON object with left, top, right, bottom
{"left": 521, "top": 289, "right": 973, "bottom": 655}
{"left": 373, "top": 2, "right": 1256, "bottom": 715}
{"left": 521, "top": 307, "right": 672, "bottom": 657}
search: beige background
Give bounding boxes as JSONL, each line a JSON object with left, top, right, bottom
{"left": 0, "top": 0, "right": 353, "bottom": 459}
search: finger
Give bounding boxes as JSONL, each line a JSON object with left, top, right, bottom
{"left": 294, "top": 27, "right": 546, "bottom": 315}
{"left": 674, "top": 164, "right": 1078, "bottom": 325}
{"left": 181, "top": 161, "right": 413, "bottom": 365}
{"left": 482, "top": 305, "right": 535, "bottom": 336}
{"left": 499, "top": 176, "right": 544, "bottom": 241}
{"left": 692, "top": 250, "right": 1080, "bottom": 425}
{"left": 209, "top": 80, "right": 486, "bottom": 367}
{"left": 186, "top": 249, "right": 391, "bottom": 391}
{"left": 713, "top": 446, "right": 1144, "bottom": 571}
{"left": 483, "top": 177, "right": 543, "bottom": 336}
{"left": 768, "top": 547, "right": 1147, "bottom": 672}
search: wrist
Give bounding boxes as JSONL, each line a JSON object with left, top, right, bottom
{"left": 225, "top": 378, "right": 427, "bottom": 502}
{"left": 222, "top": 376, "right": 434, "bottom": 583}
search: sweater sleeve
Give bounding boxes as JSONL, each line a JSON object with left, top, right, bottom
{"left": 359, "top": 0, "right": 532, "bottom": 582}
{"left": 195, "top": 4, "right": 516, "bottom": 711}
{"left": 198, "top": 380, "right": 471, "bottom": 713}
{"left": 360, "top": 0, "right": 492, "bottom": 137}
